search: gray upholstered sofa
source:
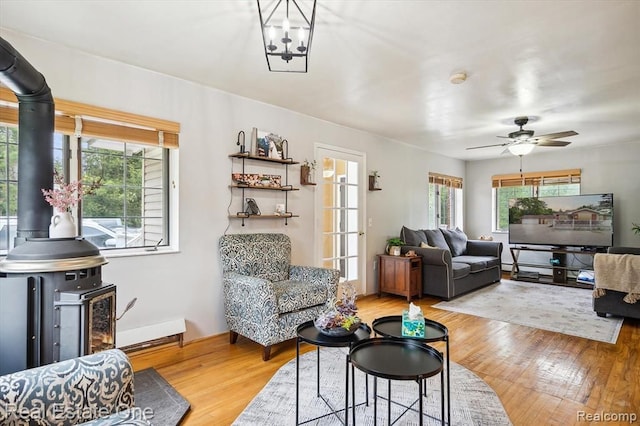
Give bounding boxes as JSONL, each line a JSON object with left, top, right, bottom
{"left": 219, "top": 233, "right": 339, "bottom": 361}
{"left": 593, "top": 246, "right": 640, "bottom": 319}
{"left": 399, "top": 226, "right": 503, "bottom": 300}
{"left": 0, "top": 349, "right": 148, "bottom": 425}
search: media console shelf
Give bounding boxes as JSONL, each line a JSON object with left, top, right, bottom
{"left": 510, "top": 245, "right": 601, "bottom": 289}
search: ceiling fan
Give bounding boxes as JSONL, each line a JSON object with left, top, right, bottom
{"left": 467, "top": 116, "right": 578, "bottom": 156}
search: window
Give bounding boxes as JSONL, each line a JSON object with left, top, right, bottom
{"left": 492, "top": 169, "right": 581, "bottom": 232}
{"left": 428, "top": 172, "right": 463, "bottom": 229}
{"left": 0, "top": 125, "right": 18, "bottom": 251}
{"left": 0, "top": 87, "right": 179, "bottom": 254}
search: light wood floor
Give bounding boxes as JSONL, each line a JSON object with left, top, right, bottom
{"left": 129, "top": 290, "right": 639, "bottom": 426}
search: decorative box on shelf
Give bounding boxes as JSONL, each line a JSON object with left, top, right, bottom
{"left": 402, "top": 310, "right": 425, "bottom": 337}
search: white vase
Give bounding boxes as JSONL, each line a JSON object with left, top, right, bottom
{"left": 49, "top": 211, "right": 76, "bottom": 238}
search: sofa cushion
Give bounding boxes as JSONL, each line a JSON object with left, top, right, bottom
{"left": 401, "top": 226, "right": 428, "bottom": 247}
{"left": 441, "top": 227, "right": 468, "bottom": 256}
{"left": 451, "top": 262, "right": 471, "bottom": 279}
{"left": 272, "top": 280, "right": 328, "bottom": 314}
{"left": 452, "top": 255, "right": 500, "bottom": 272}
{"left": 424, "top": 229, "right": 450, "bottom": 250}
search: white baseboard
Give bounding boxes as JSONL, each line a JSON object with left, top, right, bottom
{"left": 116, "top": 318, "right": 186, "bottom": 348}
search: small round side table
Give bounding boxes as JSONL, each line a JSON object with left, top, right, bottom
{"left": 372, "top": 315, "right": 450, "bottom": 425}
{"left": 349, "top": 337, "right": 444, "bottom": 425}
{"left": 296, "top": 320, "right": 372, "bottom": 425}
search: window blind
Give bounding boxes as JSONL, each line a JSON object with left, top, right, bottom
{"left": 0, "top": 87, "right": 179, "bottom": 148}
{"left": 491, "top": 169, "right": 581, "bottom": 188}
{"left": 429, "top": 172, "right": 463, "bottom": 189}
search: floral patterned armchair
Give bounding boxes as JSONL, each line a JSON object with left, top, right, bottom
{"left": 219, "top": 233, "right": 339, "bottom": 360}
{"left": 0, "top": 349, "right": 148, "bottom": 425}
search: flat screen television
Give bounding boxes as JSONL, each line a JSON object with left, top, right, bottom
{"left": 508, "top": 193, "right": 613, "bottom": 248}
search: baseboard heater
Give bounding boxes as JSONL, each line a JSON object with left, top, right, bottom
{"left": 117, "top": 318, "right": 186, "bottom": 353}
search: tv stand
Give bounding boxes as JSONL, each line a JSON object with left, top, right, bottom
{"left": 510, "top": 245, "right": 598, "bottom": 289}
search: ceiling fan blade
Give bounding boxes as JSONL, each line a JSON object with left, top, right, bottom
{"left": 496, "top": 135, "right": 511, "bottom": 139}
{"left": 536, "top": 140, "right": 572, "bottom": 147}
{"left": 466, "top": 142, "right": 510, "bottom": 150}
{"left": 532, "top": 130, "right": 578, "bottom": 140}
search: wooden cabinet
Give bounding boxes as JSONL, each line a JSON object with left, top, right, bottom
{"left": 377, "top": 254, "right": 422, "bottom": 301}
{"left": 228, "top": 153, "right": 299, "bottom": 225}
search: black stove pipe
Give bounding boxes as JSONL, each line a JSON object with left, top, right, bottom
{"left": 0, "top": 37, "right": 54, "bottom": 244}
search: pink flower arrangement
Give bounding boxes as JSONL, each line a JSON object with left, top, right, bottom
{"left": 41, "top": 171, "right": 101, "bottom": 212}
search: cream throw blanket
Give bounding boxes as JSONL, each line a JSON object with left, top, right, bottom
{"left": 593, "top": 253, "right": 640, "bottom": 303}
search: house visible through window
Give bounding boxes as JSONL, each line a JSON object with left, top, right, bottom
{"left": 428, "top": 172, "right": 463, "bottom": 230}
{"left": 0, "top": 88, "right": 178, "bottom": 254}
{"left": 492, "top": 169, "right": 581, "bottom": 232}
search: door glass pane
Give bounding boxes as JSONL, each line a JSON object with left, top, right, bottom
{"left": 347, "top": 233, "right": 358, "bottom": 257}
{"left": 347, "top": 185, "right": 358, "bottom": 208}
{"left": 321, "top": 155, "right": 359, "bottom": 284}
{"left": 347, "top": 257, "right": 358, "bottom": 281}
{"left": 347, "top": 161, "right": 358, "bottom": 185}
{"left": 347, "top": 210, "right": 358, "bottom": 233}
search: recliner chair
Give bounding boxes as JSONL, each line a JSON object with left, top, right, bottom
{"left": 219, "top": 233, "right": 339, "bottom": 360}
{"left": 593, "top": 246, "right": 640, "bottom": 319}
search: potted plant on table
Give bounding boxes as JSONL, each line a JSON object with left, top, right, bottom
{"left": 386, "top": 237, "right": 404, "bottom": 256}
{"left": 315, "top": 283, "right": 361, "bottom": 336}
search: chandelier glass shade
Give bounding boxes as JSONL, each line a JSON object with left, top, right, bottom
{"left": 257, "top": 0, "right": 316, "bottom": 73}
{"left": 507, "top": 143, "right": 536, "bottom": 156}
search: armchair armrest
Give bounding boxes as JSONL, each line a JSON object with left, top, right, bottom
{"left": 466, "top": 240, "right": 503, "bottom": 257}
{"left": 290, "top": 265, "right": 339, "bottom": 299}
{"left": 222, "top": 272, "right": 278, "bottom": 324}
{"left": 0, "top": 349, "right": 136, "bottom": 425}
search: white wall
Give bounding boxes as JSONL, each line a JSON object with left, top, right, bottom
{"left": 465, "top": 141, "right": 640, "bottom": 267}
{"left": 0, "top": 30, "right": 466, "bottom": 342}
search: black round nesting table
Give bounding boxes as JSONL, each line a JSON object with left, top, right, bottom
{"left": 349, "top": 337, "right": 444, "bottom": 425}
{"left": 296, "top": 320, "right": 372, "bottom": 425}
{"left": 372, "top": 315, "right": 450, "bottom": 425}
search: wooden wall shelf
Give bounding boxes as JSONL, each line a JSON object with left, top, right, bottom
{"left": 369, "top": 175, "right": 381, "bottom": 191}
{"left": 229, "top": 150, "right": 299, "bottom": 225}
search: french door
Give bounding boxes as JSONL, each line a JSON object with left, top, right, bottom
{"left": 315, "top": 145, "right": 366, "bottom": 295}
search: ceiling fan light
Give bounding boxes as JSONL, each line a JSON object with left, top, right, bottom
{"left": 508, "top": 144, "right": 535, "bottom": 156}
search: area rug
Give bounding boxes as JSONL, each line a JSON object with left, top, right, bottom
{"left": 433, "top": 280, "right": 623, "bottom": 344}
{"left": 134, "top": 368, "right": 190, "bottom": 425}
{"left": 233, "top": 347, "right": 511, "bottom": 425}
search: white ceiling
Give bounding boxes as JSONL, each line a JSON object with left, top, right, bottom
{"left": 1, "top": 0, "right": 639, "bottom": 160}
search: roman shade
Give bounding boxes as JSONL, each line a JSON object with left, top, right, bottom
{"left": 491, "top": 169, "right": 581, "bottom": 188}
{"left": 0, "top": 87, "right": 179, "bottom": 148}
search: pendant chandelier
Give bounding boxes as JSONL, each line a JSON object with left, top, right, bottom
{"left": 257, "top": 0, "right": 316, "bottom": 73}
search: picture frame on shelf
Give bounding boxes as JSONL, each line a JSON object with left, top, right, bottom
{"left": 252, "top": 127, "right": 285, "bottom": 159}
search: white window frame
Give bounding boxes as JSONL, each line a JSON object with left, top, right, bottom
{"left": 428, "top": 172, "right": 463, "bottom": 230}
{"left": 492, "top": 169, "right": 581, "bottom": 233}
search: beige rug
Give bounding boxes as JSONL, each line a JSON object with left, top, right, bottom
{"left": 233, "top": 347, "right": 512, "bottom": 425}
{"left": 434, "top": 279, "right": 623, "bottom": 344}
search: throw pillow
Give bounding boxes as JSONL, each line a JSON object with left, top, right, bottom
{"left": 441, "top": 227, "right": 468, "bottom": 257}
{"left": 419, "top": 241, "right": 437, "bottom": 249}
{"left": 424, "top": 229, "right": 450, "bottom": 250}
{"left": 400, "top": 226, "right": 428, "bottom": 247}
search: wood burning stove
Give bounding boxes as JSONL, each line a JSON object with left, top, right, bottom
{"left": 0, "top": 38, "right": 116, "bottom": 376}
{"left": 0, "top": 237, "right": 113, "bottom": 375}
